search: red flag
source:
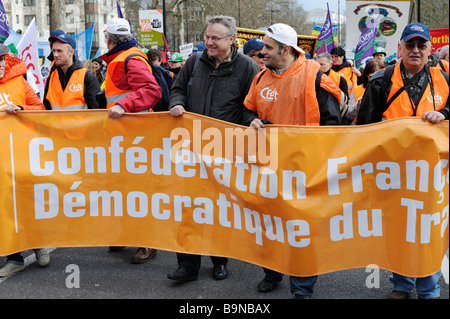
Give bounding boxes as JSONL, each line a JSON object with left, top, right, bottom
{"left": 162, "top": 33, "right": 170, "bottom": 55}
{"left": 160, "top": 49, "right": 167, "bottom": 64}
{"left": 315, "top": 41, "right": 328, "bottom": 55}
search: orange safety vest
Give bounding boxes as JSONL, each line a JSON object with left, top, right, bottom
{"left": 383, "top": 63, "right": 449, "bottom": 119}
{"left": 337, "top": 66, "right": 357, "bottom": 94}
{"left": 46, "top": 68, "right": 87, "bottom": 110}
{"left": 327, "top": 69, "right": 341, "bottom": 87}
{"left": 352, "top": 84, "right": 365, "bottom": 102}
{"left": 0, "top": 76, "right": 27, "bottom": 110}
{"left": 104, "top": 47, "right": 153, "bottom": 110}
{"left": 244, "top": 56, "right": 323, "bottom": 126}
{"left": 437, "top": 59, "right": 449, "bottom": 74}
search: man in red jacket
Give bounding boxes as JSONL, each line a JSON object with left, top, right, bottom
{"left": 100, "top": 18, "right": 162, "bottom": 118}
{"left": 100, "top": 18, "right": 162, "bottom": 263}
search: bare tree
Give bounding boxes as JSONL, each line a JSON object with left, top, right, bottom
{"left": 420, "top": 0, "right": 449, "bottom": 28}
{"left": 57, "top": 0, "right": 309, "bottom": 50}
{"left": 49, "top": 0, "right": 62, "bottom": 32}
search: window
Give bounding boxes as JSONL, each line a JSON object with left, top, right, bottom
{"left": 86, "top": 13, "right": 97, "bottom": 23}
{"left": 24, "top": 15, "right": 36, "bottom": 25}
{"left": 24, "top": 0, "right": 36, "bottom": 6}
{"left": 67, "top": 14, "right": 74, "bottom": 24}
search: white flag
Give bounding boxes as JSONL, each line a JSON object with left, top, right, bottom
{"left": 16, "top": 18, "right": 44, "bottom": 101}
{"left": 442, "top": 254, "right": 449, "bottom": 284}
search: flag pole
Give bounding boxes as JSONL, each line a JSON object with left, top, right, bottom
{"left": 163, "top": 0, "right": 167, "bottom": 41}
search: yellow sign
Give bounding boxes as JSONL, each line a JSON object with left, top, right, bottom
{"left": 236, "top": 27, "right": 318, "bottom": 57}
{"left": 0, "top": 111, "right": 448, "bottom": 277}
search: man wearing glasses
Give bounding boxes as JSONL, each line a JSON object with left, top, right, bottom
{"left": 357, "top": 23, "right": 449, "bottom": 299}
{"left": 357, "top": 22, "right": 449, "bottom": 125}
{"left": 168, "top": 15, "right": 259, "bottom": 282}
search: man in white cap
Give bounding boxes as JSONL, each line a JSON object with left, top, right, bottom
{"left": 99, "top": 18, "right": 161, "bottom": 264}
{"left": 243, "top": 23, "right": 341, "bottom": 128}
{"left": 99, "top": 18, "right": 161, "bottom": 117}
{"left": 242, "top": 23, "right": 342, "bottom": 299}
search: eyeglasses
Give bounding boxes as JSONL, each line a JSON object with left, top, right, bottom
{"left": 403, "top": 42, "right": 430, "bottom": 51}
{"left": 204, "top": 35, "right": 230, "bottom": 43}
{"left": 253, "top": 53, "right": 265, "bottom": 59}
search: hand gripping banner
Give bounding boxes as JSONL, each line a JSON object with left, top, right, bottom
{"left": 0, "top": 110, "right": 448, "bottom": 277}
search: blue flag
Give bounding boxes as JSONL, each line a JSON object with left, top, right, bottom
{"left": 315, "top": 3, "right": 335, "bottom": 55}
{"left": 354, "top": 15, "right": 380, "bottom": 68}
{"left": 73, "top": 23, "right": 95, "bottom": 60}
{"left": 0, "top": 0, "right": 10, "bottom": 43}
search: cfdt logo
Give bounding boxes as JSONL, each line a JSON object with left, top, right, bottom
{"left": 260, "top": 87, "right": 278, "bottom": 101}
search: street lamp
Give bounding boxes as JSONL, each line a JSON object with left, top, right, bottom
{"left": 270, "top": 9, "right": 280, "bottom": 25}
{"left": 417, "top": 0, "right": 421, "bottom": 22}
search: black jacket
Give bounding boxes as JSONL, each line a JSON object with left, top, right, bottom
{"left": 169, "top": 46, "right": 260, "bottom": 124}
{"left": 43, "top": 57, "right": 101, "bottom": 110}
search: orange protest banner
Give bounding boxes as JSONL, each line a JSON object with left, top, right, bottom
{"left": 0, "top": 110, "right": 448, "bottom": 277}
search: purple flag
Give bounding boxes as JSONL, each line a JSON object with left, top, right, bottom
{"left": 315, "top": 3, "right": 335, "bottom": 55}
{"left": 116, "top": 2, "right": 133, "bottom": 35}
{"left": 117, "top": 1, "right": 124, "bottom": 18}
{"left": 354, "top": 15, "right": 381, "bottom": 68}
{"left": 0, "top": 0, "right": 9, "bottom": 43}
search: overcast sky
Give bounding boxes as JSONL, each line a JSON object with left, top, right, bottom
{"left": 299, "top": 0, "right": 346, "bottom": 14}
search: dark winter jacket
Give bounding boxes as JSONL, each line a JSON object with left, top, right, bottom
{"left": 169, "top": 46, "right": 260, "bottom": 124}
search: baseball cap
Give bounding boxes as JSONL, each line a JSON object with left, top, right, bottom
{"left": 50, "top": 29, "right": 65, "bottom": 38}
{"left": 106, "top": 18, "right": 131, "bottom": 35}
{"left": 400, "top": 22, "right": 430, "bottom": 42}
{"left": 0, "top": 49, "right": 7, "bottom": 58}
{"left": 265, "top": 23, "right": 304, "bottom": 53}
{"left": 243, "top": 38, "right": 264, "bottom": 55}
{"left": 191, "top": 43, "right": 206, "bottom": 55}
{"left": 49, "top": 30, "right": 76, "bottom": 49}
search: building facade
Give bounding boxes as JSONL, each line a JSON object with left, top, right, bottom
{"left": 3, "top": 0, "right": 125, "bottom": 57}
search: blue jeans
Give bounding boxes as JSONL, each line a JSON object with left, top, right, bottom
{"left": 390, "top": 272, "right": 441, "bottom": 299}
{"left": 290, "top": 275, "right": 318, "bottom": 297}
{"left": 263, "top": 268, "right": 318, "bottom": 297}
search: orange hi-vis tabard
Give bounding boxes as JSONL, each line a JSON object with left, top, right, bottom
{"left": 244, "top": 56, "right": 322, "bottom": 126}
{"left": 104, "top": 47, "right": 153, "bottom": 110}
{"left": 0, "top": 76, "right": 26, "bottom": 109}
{"left": 383, "top": 63, "right": 449, "bottom": 119}
{"left": 46, "top": 68, "right": 87, "bottom": 110}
